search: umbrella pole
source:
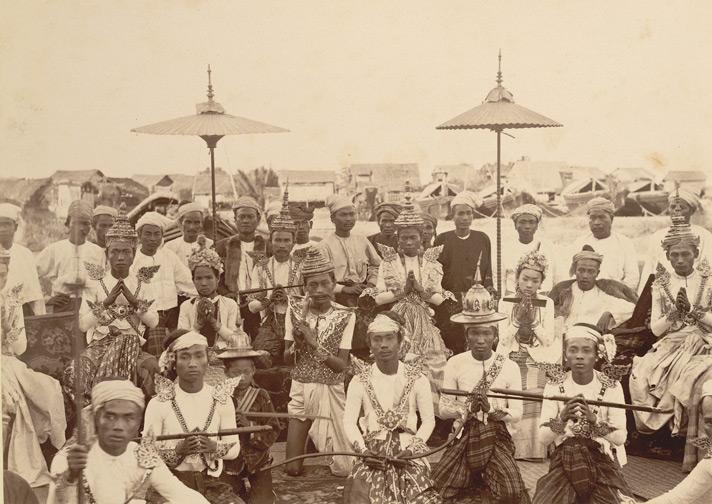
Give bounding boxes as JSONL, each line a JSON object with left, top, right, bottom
{"left": 72, "top": 291, "right": 84, "bottom": 504}
{"left": 496, "top": 129, "right": 502, "bottom": 300}
{"left": 210, "top": 146, "right": 217, "bottom": 242}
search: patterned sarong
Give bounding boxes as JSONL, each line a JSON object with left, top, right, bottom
{"left": 433, "top": 419, "right": 530, "bottom": 503}
{"left": 532, "top": 438, "right": 635, "bottom": 504}
{"left": 344, "top": 434, "right": 441, "bottom": 504}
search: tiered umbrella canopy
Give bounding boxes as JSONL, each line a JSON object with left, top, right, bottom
{"left": 437, "top": 52, "right": 562, "bottom": 299}
{"left": 132, "top": 66, "right": 288, "bottom": 239}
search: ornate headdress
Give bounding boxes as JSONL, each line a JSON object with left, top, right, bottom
{"left": 187, "top": 235, "right": 224, "bottom": 274}
{"left": 516, "top": 248, "right": 548, "bottom": 276}
{"left": 394, "top": 193, "right": 424, "bottom": 230}
{"left": 661, "top": 214, "right": 700, "bottom": 251}
{"left": 301, "top": 246, "right": 334, "bottom": 277}
{"left": 270, "top": 187, "right": 297, "bottom": 234}
{"left": 450, "top": 282, "right": 506, "bottom": 325}
{"left": 105, "top": 204, "right": 138, "bottom": 247}
{"left": 565, "top": 323, "right": 617, "bottom": 364}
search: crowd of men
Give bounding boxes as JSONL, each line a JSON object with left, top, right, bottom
{"left": 1, "top": 185, "right": 711, "bottom": 504}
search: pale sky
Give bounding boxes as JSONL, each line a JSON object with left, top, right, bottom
{"left": 2, "top": 1, "right": 712, "bottom": 183}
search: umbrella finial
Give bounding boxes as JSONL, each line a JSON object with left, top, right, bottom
{"left": 496, "top": 50, "right": 503, "bottom": 86}
{"left": 207, "top": 64, "right": 214, "bottom": 101}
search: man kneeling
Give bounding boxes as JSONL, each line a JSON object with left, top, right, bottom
{"left": 343, "top": 312, "right": 441, "bottom": 503}
{"left": 533, "top": 324, "right": 635, "bottom": 504}
{"left": 47, "top": 379, "right": 208, "bottom": 504}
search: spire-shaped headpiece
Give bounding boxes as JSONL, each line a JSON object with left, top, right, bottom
{"left": 105, "top": 203, "right": 138, "bottom": 247}
{"left": 271, "top": 184, "right": 297, "bottom": 234}
{"left": 394, "top": 183, "right": 424, "bottom": 230}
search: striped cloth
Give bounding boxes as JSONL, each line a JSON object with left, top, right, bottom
{"left": 533, "top": 437, "right": 635, "bottom": 504}
{"left": 433, "top": 418, "right": 530, "bottom": 502}
{"left": 509, "top": 348, "right": 547, "bottom": 459}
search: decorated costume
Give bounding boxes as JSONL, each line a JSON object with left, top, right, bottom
{"left": 630, "top": 218, "right": 712, "bottom": 470}
{"left": 248, "top": 192, "right": 305, "bottom": 364}
{"left": 48, "top": 380, "right": 208, "bottom": 504}
{"left": 1, "top": 256, "right": 66, "bottom": 487}
{"left": 65, "top": 212, "right": 159, "bottom": 405}
{"left": 499, "top": 249, "right": 559, "bottom": 459}
{"left": 146, "top": 332, "right": 244, "bottom": 504}
{"left": 343, "top": 342, "right": 440, "bottom": 503}
{"left": 370, "top": 197, "right": 453, "bottom": 412}
{"left": 533, "top": 325, "right": 635, "bottom": 504}
{"left": 219, "top": 346, "right": 280, "bottom": 504}
{"left": 284, "top": 246, "right": 356, "bottom": 476}
{"left": 433, "top": 284, "right": 529, "bottom": 503}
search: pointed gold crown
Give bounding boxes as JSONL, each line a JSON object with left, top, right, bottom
{"left": 105, "top": 203, "right": 137, "bottom": 246}
{"left": 662, "top": 214, "right": 700, "bottom": 250}
{"left": 394, "top": 184, "right": 424, "bottom": 229}
{"left": 271, "top": 185, "right": 297, "bottom": 234}
{"left": 188, "top": 235, "right": 224, "bottom": 274}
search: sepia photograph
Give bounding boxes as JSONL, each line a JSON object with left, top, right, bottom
{"left": 1, "top": 1, "right": 711, "bottom": 502}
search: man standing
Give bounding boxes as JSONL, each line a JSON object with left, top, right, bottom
{"left": 37, "top": 200, "right": 105, "bottom": 309}
{"left": 48, "top": 379, "right": 208, "bottom": 504}
{"left": 434, "top": 282, "right": 528, "bottom": 503}
{"left": 165, "top": 202, "right": 213, "bottom": 268}
{"left": 66, "top": 211, "right": 160, "bottom": 404}
{"left": 435, "top": 191, "right": 493, "bottom": 297}
{"left": 132, "top": 211, "right": 194, "bottom": 354}
{"left": 549, "top": 247, "right": 637, "bottom": 335}
{"left": 248, "top": 194, "right": 304, "bottom": 364}
{"left": 320, "top": 194, "right": 380, "bottom": 307}
{"left": 0, "top": 203, "right": 45, "bottom": 315}
{"left": 570, "top": 197, "right": 639, "bottom": 290}
{"left": 216, "top": 196, "right": 267, "bottom": 339}
{"left": 145, "top": 330, "right": 244, "bottom": 503}
{"left": 503, "top": 204, "right": 554, "bottom": 295}
{"left": 90, "top": 205, "right": 117, "bottom": 250}
{"left": 283, "top": 246, "right": 355, "bottom": 477}
{"left": 290, "top": 203, "right": 318, "bottom": 252}
{"left": 638, "top": 188, "right": 712, "bottom": 293}
{"left": 367, "top": 202, "right": 402, "bottom": 257}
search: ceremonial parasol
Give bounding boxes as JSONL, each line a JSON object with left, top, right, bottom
{"left": 437, "top": 52, "right": 562, "bottom": 299}
{"left": 132, "top": 66, "right": 288, "bottom": 240}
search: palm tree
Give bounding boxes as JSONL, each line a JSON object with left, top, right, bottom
{"left": 234, "top": 166, "right": 280, "bottom": 208}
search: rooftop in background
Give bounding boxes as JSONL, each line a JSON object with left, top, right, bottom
{"left": 611, "top": 167, "right": 658, "bottom": 182}
{"left": 277, "top": 169, "right": 337, "bottom": 184}
{"left": 346, "top": 163, "right": 421, "bottom": 192}
{"left": 505, "top": 159, "right": 604, "bottom": 194}
{"left": 663, "top": 170, "right": 707, "bottom": 182}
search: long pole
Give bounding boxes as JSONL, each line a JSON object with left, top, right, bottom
{"left": 72, "top": 290, "right": 84, "bottom": 504}
{"left": 210, "top": 146, "right": 217, "bottom": 242}
{"left": 495, "top": 129, "right": 502, "bottom": 300}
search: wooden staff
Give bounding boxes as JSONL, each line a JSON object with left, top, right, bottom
{"left": 69, "top": 282, "right": 84, "bottom": 504}
{"left": 233, "top": 283, "right": 304, "bottom": 296}
{"left": 238, "top": 411, "right": 330, "bottom": 421}
{"left": 439, "top": 387, "right": 673, "bottom": 414}
{"left": 135, "top": 425, "right": 273, "bottom": 442}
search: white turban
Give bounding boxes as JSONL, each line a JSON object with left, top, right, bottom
{"left": 450, "top": 191, "right": 481, "bottom": 210}
{"left": 585, "top": 197, "right": 615, "bottom": 215}
{"left": 0, "top": 203, "right": 21, "bottom": 223}
{"left": 511, "top": 204, "right": 543, "bottom": 222}
{"left": 159, "top": 330, "right": 208, "bottom": 372}
{"left": 176, "top": 202, "right": 205, "bottom": 222}
{"left": 91, "top": 379, "right": 145, "bottom": 413}
{"left": 325, "top": 194, "right": 355, "bottom": 214}
{"left": 136, "top": 211, "right": 169, "bottom": 232}
{"left": 92, "top": 205, "right": 118, "bottom": 219}
{"left": 669, "top": 189, "right": 700, "bottom": 212}
{"left": 232, "top": 196, "right": 262, "bottom": 215}
{"left": 565, "top": 323, "right": 616, "bottom": 363}
{"left": 265, "top": 199, "right": 282, "bottom": 220}
{"left": 367, "top": 314, "right": 401, "bottom": 334}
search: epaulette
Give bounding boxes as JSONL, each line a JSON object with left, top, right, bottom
{"left": 135, "top": 430, "right": 162, "bottom": 469}
{"left": 423, "top": 244, "right": 444, "bottom": 262}
{"left": 291, "top": 247, "right": 308, "bottom": 262}
{"left": 597, "top": 366, "right": 627, "bottom": 388}
{"left": 537, "top": 362, "right": 566, "bottom": 385}
{"left": 255, "top": 255, "right": 270, "bottom": 269}
{"left": 377, "top": 243, "right": 398, "bottom": 262}
{"left": 247, "top": 250, "right": 266, "bottom": 263}
{"left": 154, "top": 374, "right": 176, "bottom": 402}
{"left": 351, "top": 355, "right": 371, "bottom": 379}
{"left": 213, "top": 377, "right": 242, "bottom": 404}
{"left": 137, "top": 265, "right": 160, "bottom": 283}
{"left": 84, "top": 262, "right": 106, "bottom": 281}
{"left": 692, "top": 436, "right": 712, "bottom": 459}
{"left": 403, "top": 355, "right": 428, "bottom": 378}
{"left": 653, "top": 262, "right": 671, "bottom": 289}
{"left": 697, "top": 257, "right": 711, "bottom": 278}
